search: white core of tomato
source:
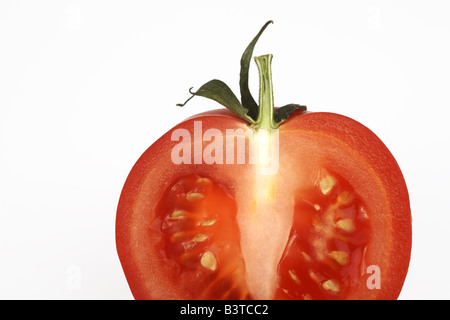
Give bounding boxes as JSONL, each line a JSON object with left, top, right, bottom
{"left": 237, "top": 190, "right": 293, "bottom": 299}
{"left": 235, "top": 129, "right": 294, "bottom": 299}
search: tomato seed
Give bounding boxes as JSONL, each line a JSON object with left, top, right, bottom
{"left": 309, "top": 271, "right": 321, "bottom": 284}
{"left": 288, "top": 269, "right": 301, "bottom": 285}
{"left": 337, "top": 190, "right": 354, "bottom": 205}
{"left": 301, "top": 251, "right": 312, "bottom": 263}
{"left": 319, "top": 175, "right": 336, "bottom": 195}
{"left": 196, "top": 177, "right": 211, "bottom": 185}
{"left": 202, "top": 218, "right": 217, "bottom": 226}
{"left": 322, "top": 279, "right": 340, "bottom": 292}
{"left": 192, "top": 234, "right": 208, "bottom": 242}
{"left": 200, "top": 251, "right": 217, "bottom": 271}
{"left": 170, "top": 231, "right": 186, "bottom": 242}
{"left": 329, "top": 250, "right": 349, "bottom": 266}
{"left": 186, "top": 192, "right": 204, "bottom": 201}
{"left": 336, "top": 219, "right": 355, "bottom": 232}
{"left": 171, "top": 209, "right": 186, "bottom": 219}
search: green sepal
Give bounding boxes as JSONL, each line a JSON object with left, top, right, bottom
{"left": 177, "top": 79, "right": 255, "bottom": 124}
{"left": 239, "top": 20, "right": 273, "bottom": 121}
{"left": 273, "top": 104, "right": 307, "bottom": 126}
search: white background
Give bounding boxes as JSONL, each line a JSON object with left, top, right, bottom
{"left": 1, "top": 0, "right": 449, "bottom": 299}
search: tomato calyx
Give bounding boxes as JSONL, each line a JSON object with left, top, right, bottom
{"left": 176, "top": 20, "right": 307, "bottom": 129}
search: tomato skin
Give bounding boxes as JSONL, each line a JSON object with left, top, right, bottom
{"left": 116, "top": 109, "right": 411, "bottom": 300}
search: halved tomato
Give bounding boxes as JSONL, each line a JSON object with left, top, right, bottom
{"left": 116, "top": 21, "right": 411, "bottom": 300}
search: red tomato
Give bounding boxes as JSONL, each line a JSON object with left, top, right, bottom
{"left": 116, "top": 21, "right": 411, "bottom": 300}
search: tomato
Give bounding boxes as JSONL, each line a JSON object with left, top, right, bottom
{"left": 116, "top": 21, "right": 411, "bottom": 300}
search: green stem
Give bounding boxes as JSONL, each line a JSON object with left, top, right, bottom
{"left": 254, "top": 54, "right": 276, "bottom": 129}
{"left": 176, "top": 22, "right": 306, "bottom": 126}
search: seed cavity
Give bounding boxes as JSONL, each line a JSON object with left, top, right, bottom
{"left": 336, "top": 219, "right": 355, "bottom": 232}
{"left": 200, "top": 251, "right": 217, "bottom": 271}
{"left": 329, "top": 250, "right": 349, "bottom": 266}
{"left": 186, "top": 192, "right": 204, "bottom": 201}
{"left": 319, "top": 175, "right": 336, "bottom": 195}
{"left": 288, "top": 269, "right": 301, "bottom": 285}
{"left": 322, "top": 279, "right": 340, "bottom": 292}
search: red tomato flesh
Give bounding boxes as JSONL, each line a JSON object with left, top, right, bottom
{"left": 116, "top": 110, "right": 411, "bottom": 300}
